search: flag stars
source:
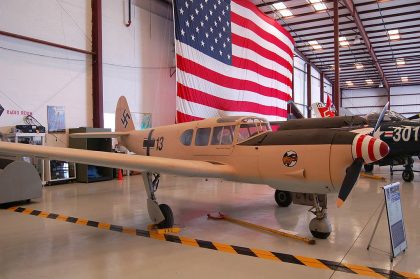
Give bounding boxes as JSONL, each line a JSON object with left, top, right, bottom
{"left": 226, "top": 21, "right": 229, "bottom": 26}
{"left": 215, "top": 38, "right": 218, "bottom": 43}
{"left": 200, "top": 21, "right": 204, "bottom": 27}
{"left": 214, "top": 21, "right": 218, "bottom": 27}
{"left": 219, "top": 50, "right": 222, "bottom": 56}
{"left": 218, "top": 0, "right": 221, "bottom": 4}
{"left": 201, "top": 40, "right": 205, "bottom": 46}
{"left": 200, "top": 3, "right": 203, "bottom": 9}
{"left": 205, "top": 15, "right": 208, "bottom": 21}
{"left": 213, "top": 4, "right": 217, "bottom": 9}
{"left": 222, "top": 10, "right": 225, "bottom": 15}
{"left": 179, "top": 8, "right": 184, "bottom": 15}
{"left": 209, "top": 10, "right": 213, "bottom": 16}
{"left": 186, "top": 20, "right": 190, "bottom": 27}
{"left": 227, "top": 37, "right": 230, "bottom": 42}
{"left": 227, "top": 54, "right": 231, "bottom": 59}
{"left": 218, "top": 32, "right": 222, "bottom": 38}
{"left": 195, "top": 8, "right": 199, "bottom": 15}
{"left": 218, "top": 16, "right": 221, "bottom": 22}
{"left": 210, "top": 27, "right": 213, "bottom": 32}
{"left": 210, "top": 45, "right": 214, "bottom": 51}
{"left": 185, "top": 2, "right": 189, "bottom": 8}
{"left": 190, "top": 14, "right": 194, "bottom": 21}
{"left": 205, "top": 32, "right": 209, "bottom": 38}
{"left": 223, "top": 42, "right": 226, "bottom": 48}
{"left": 223, "top": 27, "right": 226, "bottom": 32}
{"left": 191, "top": 34, "right": 195, "bottom": 41}
{"left": 181, "top": 29, "right": 185, "bottom": 36}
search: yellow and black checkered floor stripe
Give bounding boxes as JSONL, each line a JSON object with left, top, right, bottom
{"left": 7, "top": 206, "right": 420, "bottom": 279}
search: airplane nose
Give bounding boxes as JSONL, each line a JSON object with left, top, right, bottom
{"left": 351, "top": 134, "right": 390, "bottom": 164}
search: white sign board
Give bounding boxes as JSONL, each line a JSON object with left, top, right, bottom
{"left": 383, "top": 182, "right": 407, "bottom": 258}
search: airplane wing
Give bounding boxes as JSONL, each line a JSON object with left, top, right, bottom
{"left": 0, "top": 142, "right": 235, "bottom": 179}
{"left": 69, "top": 132, "right": 130, "bottom": 138}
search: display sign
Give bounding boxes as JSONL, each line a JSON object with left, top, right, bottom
{"left": 383, "top": 182, "right": 407, "bottom": 258}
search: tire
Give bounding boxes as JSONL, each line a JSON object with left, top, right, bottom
{"left": 364, "top": 164, "right": 374, "bottom": 173}
{"left": 310, "top": 230, "right": 331, "bottom": 239}
{"left": 274, "top": 190, "right": 292, "bottom": 207}
{"left": 157, "top": 204, "right": 174, "bottom": 229}
{"left": 402, "top": 170, "right": 414, "bottom": 182}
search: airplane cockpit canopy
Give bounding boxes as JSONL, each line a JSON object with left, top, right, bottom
{"left": 365, "top": 111, "right": 407, "bottom": 125}
{"left": 236, "top": 117, "right": 271, "bottom": 143}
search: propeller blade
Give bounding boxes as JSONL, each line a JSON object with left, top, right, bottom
{"left": 372, "top": 101, "right": 389, "bottom": 134}
{"left": 336, "top": 158, "right": 364, "bottom": 208}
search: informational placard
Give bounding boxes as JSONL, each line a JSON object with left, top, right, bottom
{"left": 383, "top": 182, "right": 407, "bottom": 258}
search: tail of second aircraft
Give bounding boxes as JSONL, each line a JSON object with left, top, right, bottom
{"left": 115, "top": 96, "right": 135, "bottom": 132}
{"left": 311, "top": 95, "right": 336, "bottom": 118}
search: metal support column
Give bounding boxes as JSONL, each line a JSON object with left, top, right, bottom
{"left": 320, "top": 72, "right": 324, "bottom": 104}
{"left": 307, "top": 64, "right": 312, "bottom": 118}
{"left": 333, "top": 0, "right": 340, "bottom": 116}
{"left": 92, "top": 0, "right": 104, "bottom": 128}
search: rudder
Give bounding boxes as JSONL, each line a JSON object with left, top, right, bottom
{"left": 115, "top": 96, "right": 135, "bottom": 132}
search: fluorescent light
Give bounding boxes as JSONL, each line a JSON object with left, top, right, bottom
{"left": 366, "top": 79, "right": 374, "bottom": 85}
{"left": 387, "top": 29, "right": 400, "bottom": 40}
{"left": 355, "top": 63, "right": 364, "bottom": 69}
{"left": 280, "top": 9, "right": 293, "bottom": 17}
{"left": 308, "top": 0, "right": 327, "bottom": 11}
{"left": 396, "top": 58, "right": 405, "bottom": 66}
{"left": 273, "top": 2, "right": 287, "bottom": 9}
{"left": 339, "top": 36, "right": 350, "bottom": 47}
{"left": 272, "top": 2, "right": 293, "bottom": 17}
{"left": 346, "top": 81, "right": 354, "bottom": 86}
{"left": 401, "top": 76, "right": 408, "bottom": 82}
{"left": 309, "top": 40, "right": 322, "bottom": 50}
{"left": 387, "top": 29, "right": 399, "bottom": 35}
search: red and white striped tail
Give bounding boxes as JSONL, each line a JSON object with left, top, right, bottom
{"left": 352, "top": 134, "right": 389, "bottom": 164}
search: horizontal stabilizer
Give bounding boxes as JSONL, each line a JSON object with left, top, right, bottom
{"left": 69, "top": 132, "right": 130, "bottom": 138}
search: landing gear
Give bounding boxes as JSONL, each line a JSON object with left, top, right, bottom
{"left": 142, "top": 172, "right": 174, "bottom": 228}
{"left": 402, "top": 157, "right": 414, "bottom": 182}
{"left": 309, "top": 194, "right": 331, "bottom": 239}
{"left": 274, "top": 190, "right": 292, "bottom": 207}
{"left": 364, "top": 164, "right": 374, "bottom": 173}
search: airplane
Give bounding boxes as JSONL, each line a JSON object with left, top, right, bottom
{"left": 0, "top": 96, "right": 390, "bottom": 239}
{"left": 293, "top": 101, "right": 420, "bottom": 182}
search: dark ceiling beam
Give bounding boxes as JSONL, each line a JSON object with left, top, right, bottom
{"left": 367, "top": 23, "right": 420, "bottom": 34}
{"left": 343, "top": 0, "right": 389, "bottom": 92}
{"left": 305, "top": 50, "right": 369, "bottom": 59}
{"left": 383, "top": 65, "right": 420, "bottom": 71}
{"left": 283, "top": 14, "right": 352, "bottom": 27}
{"left": 92, "top": 0, "right": 104, "bottom": 128}
{"left": 358, "top": 2, "right": 420, "bottom": 15}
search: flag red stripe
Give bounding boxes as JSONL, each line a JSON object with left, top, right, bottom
{"left": 232, "top": 0, "right": 295, "bottom": 44}
{"left": 232, "top": 34, "right": 293, "bottom": 73}
{"left": 177, "top": 83, "right": 288, "bottom": 117}
{"left": 177, "top": 55, "right": 291, "bottom": 101}
{"left": 231, "top": 11, "right": 293, "bottom": 59}
{"left": 176, "top": 110, "right": 204, "bottom": 123}
{"left": 232, "top": 56, "right": 292, "bottom": 88}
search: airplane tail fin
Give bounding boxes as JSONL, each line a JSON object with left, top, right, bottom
{"left": 115, "top": 96, "right": 135, "bottom": 132}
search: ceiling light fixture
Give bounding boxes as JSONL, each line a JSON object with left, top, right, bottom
{"left": 308, "top": 0, "right": 327, "bottom": 11}
{"left": 396, "top": 58, "right": 405, "bottom": 66}
{"left": 346, "top": 81, "right": 354, "bottom": 86}
{"left": 401, "top": 76, "right": 408, "bottom": 82}
{"left": 309, "top": 40, "right": 322, "bottom": 50}
{"left": 366, "top": 79, "right": 374, "bottom": 85}
{"left": 355, "top": 63, "right": 364, "bottom": 69}
{"left": 339, "top": 36, "right": 350, "bottom": 47}
{"left": 387, "top": 29, "right": 400, "bottom": 41}
{"left": 272, "top": 2, "right": 293, "bottom": 17}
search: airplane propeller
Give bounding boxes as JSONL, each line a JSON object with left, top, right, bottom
{"left": 336, "top": 158, "right": 364, "bottom": 208}
{"left": 371, "top": 101, "right": 390, "bottom": 135}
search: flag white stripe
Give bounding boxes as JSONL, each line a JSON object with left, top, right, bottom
{"left": 177, "top": 41, "right": 292, "bottom": 93}
{"left": 231, "top": 1, "right": 294, "bottom": 50}
{"left": 232, "top": 44, "right": 292, "bottom": 83}
{"left": 176, "top": 96, "right": 287, "bottom": 121}
{"left": 177, "top": 69, "right": 288, "bottom": 109}
{"left": 232, "top": 23, "right": 293, "bottom": 66}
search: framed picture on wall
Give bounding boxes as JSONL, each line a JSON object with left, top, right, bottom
{"left": 47, "top": 106, "right": 66, "bottom": 133}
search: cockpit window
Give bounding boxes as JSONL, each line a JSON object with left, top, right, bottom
{"left": 180, "top": 129, "right": 193, "bottom": 146}
{"left": 211, "top": 125, "right": 235, "bottom": 145}
{"left": 195, "top": 128, "right": 211, "bottom": 146}
{"left": 237, "top": 118, "right": 271, "bottom": 143}
{"left": 365, "top": 111, "right": 406, "bottom": 125}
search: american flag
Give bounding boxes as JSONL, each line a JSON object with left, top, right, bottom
{"left": 174, "top": 0, "right": 294, "bottom": 122}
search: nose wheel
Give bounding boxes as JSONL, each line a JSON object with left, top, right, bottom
{"left": 274, "top": 190, "right": 292, "bottom": 207}
{"left": 309, "top": 194, "right": 331, "bottom": 239}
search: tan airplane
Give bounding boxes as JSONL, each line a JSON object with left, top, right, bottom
{"left": 0, "top": 96, "right": 389, "bottom": 239}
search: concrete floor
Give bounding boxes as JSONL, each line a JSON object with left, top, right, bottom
{"left": 1, "top": 165, "right": 420, "bottom": 279}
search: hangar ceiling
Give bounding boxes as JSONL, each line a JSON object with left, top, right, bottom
{"left": 253, "top": 0, "right": 420, "bottom": 90}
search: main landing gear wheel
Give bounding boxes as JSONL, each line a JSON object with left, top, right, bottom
{"left": 364, "top": 164, "right": 374, "bottom": 173}
{"left": 402, "top": 169, "right": 414, "bottom": 182}
{"left": 143, "top": 172, "right": 175, "bottom": 228}
{"left": 157, "top": 204, "right": 174, "bottom": 229}
{"left": 274, "top": 190, "right": 292, "bottom": 207}
{"left": 309, "top": 194, "right": 331, "bottom": 239}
